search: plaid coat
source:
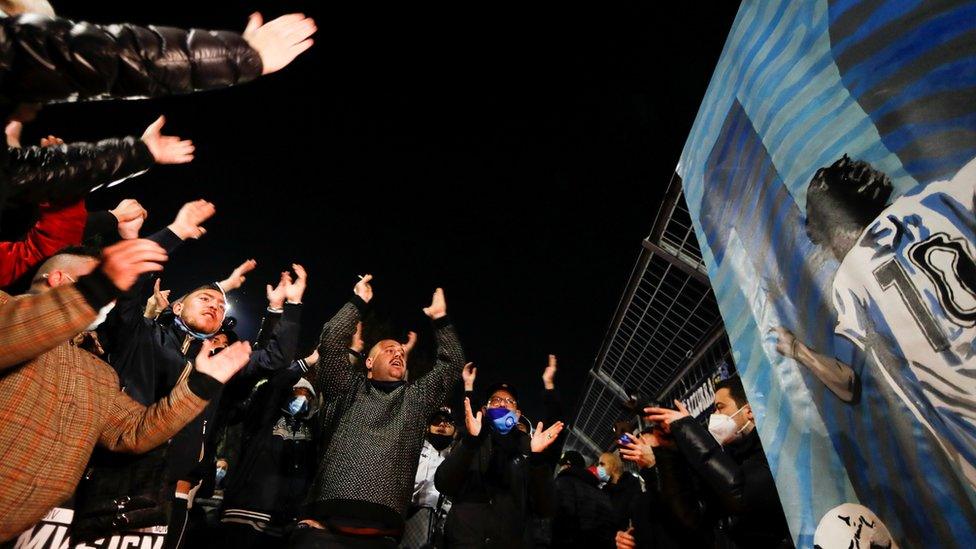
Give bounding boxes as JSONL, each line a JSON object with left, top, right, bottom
{"left": 0, "top": 282, "right": 218, "bottom": 541}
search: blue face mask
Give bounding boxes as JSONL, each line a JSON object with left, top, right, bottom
{"left": 597, "top": 466, "right": 611, "bottom": 483}
{"left": 287, "top": 396, "right": 309, "bottom": 416}
{"left": 486, "top": 407, "right": 518, "bottom": 434}
{"left": 215, "top": 467, "right": 227, "bottom": 485}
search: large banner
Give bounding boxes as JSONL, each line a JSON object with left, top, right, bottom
{"left": 678, "top": 1, "right": 976, "bottom": 547}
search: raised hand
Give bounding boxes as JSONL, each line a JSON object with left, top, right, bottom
{"left": 643, "top": 400, "right": 691, "bottom": 426}
{"left": 111, "top": 198, "right": 148, "bottom": 240}
{"left": 266, "top": 271, "right": 288, "bottom": 309}
{"left": 422, "top": 288, "right": 447, "bottom": 319}
{"left": 530, "top": 421, "right": 565, "bottom": 453}
{"left": 194, "top": 340, "right": 253, "bottom": 383}
{"left": 542, "top": 354, "right": 558, "bottom": 390}
{"left": 168, "top": 199, "right": 215, "bottom": 240}
{"left": 350, "top": 322, "right": 365, "bottom": 353}
{"left": 141, "top": 116, "right": 194, "bottom": 165}
{"left": 243, "top": 12, "right": 317, "bottom": 75}
{"left": 462, "top": 362, "right": 477, "bottom": 392}
{"left": 5, "top": 121, "right": 21, "bottom": 147}
{"left": 100, "top": 239, "right": 168, "bottom": 291}
{"left": 619, "top": 434, "right": 656, "bottom": 469}
{"left": 463, "top": 397, "right": 483, "bottom": 437}
{"left": 354, "top": 274, "right": 374, "bottom": 303}
{"left": 144, "top": 278, "right": 172, "bottom": 319}
{"left": 220, "top": 259, "right": 257, "bottom": 292}
{"left": 402, "top": 331, "right": 417, "bottom": 356}
{"left": 284, "top": 263, "right": 307, "bottom": 303}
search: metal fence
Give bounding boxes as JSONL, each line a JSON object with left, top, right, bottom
{"left": 565, "top": 176, "right": 736, "bottom": 457}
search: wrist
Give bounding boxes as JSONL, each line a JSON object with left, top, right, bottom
{"left": 268, "top": 300, "right": 285, "bottom": 310}
{"left": 543, "top": 381, "right": 555, "bottom": 390}
{"left": 464, "top": 383, "right": 474, "bottom": 392}
{"left": 167, "top": 222, "right": 195, "bottom": 240}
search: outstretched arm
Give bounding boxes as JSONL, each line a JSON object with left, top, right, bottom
{"left": 308, "top": 274, "right": 373, "bottom": 398}
{"left": 412, "top": 288, "right": 467, "bottom": 416}
{"left": 772, "top": 327, "right": 859, "bottom": 402}
{"left": 0, "top": 12, "right": 315, "bottom": 104}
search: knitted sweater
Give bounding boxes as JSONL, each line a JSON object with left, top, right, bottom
{"left": 304, "top": 296, "right": 465, "bottom": 531}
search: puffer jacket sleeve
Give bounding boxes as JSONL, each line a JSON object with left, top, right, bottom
{"left": 5, "top": 137, "right": 153, "bottom": 205}
{"left": 0, "top": 14, "right": 263, "bottom": 104}
{"left": 670, "top": 417, "right": 775, "bottom": 516}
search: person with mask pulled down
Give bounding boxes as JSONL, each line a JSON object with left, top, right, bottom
{"left": 0, "top": 240, "right": 254, "bottom": 542}
{"left": 644, "top": 376, "right": 792, "bottom": 549}
{"left": 434, "top": 382, "right": 565, "bottom": 548}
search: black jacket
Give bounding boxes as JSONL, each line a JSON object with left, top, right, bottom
{"left": 552, "top": 467, "right": 616, "bottom": 549}
{"left": 603, "top": 472, "right": 643, "bottom": 531}
{"left": 95, "top": 227, "right": 300, "bottom": 484}
{"left": 0, "top": 14, "right": 262, "bottom": 215}
{"left": 670, "top": 418, "right": 792, "bottom": 549}
{"left": 627, "top": 448, "right": 710, "bottom": 549}
{"left": 5, "top": 137, "right": 153, "bottom": 208}
{"left": 434, "top": 427, "right": 555, "bottom": 548}
{"left": 221, "top": 360, "right": 318, "bottom": 527}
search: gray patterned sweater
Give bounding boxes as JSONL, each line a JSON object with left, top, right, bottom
{"left": 304, "top": 296, "right": 465, "bottom": 531}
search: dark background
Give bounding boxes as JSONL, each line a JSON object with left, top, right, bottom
{"left": 28, "top": 1, "right": 739, "bottom": 421}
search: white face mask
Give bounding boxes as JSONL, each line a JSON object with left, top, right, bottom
{"left": 85, "top": 301, "right": 116, "bottom": 332}
{"left": 707, "top": 405, "right": 751, "bottom": 445}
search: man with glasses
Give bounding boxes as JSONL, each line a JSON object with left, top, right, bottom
{"left": 434, "top": 382, "right": 565, "bottom": 547}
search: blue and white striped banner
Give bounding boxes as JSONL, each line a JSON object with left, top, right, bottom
{"left": 678, "top": 1, "right": 976, "bottom": 546}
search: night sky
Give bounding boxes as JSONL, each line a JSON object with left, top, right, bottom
{"left": 30, "top": 1, "right": 738, "bottom": 421}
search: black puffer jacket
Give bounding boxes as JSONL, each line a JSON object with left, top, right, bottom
{"left": 435, "top": 427, "right": 555, "bottom": 548}
{"left": 5, "top": 137, "right": 154, "bottom": 208}
{"left": 670, "top": 418, "right": 792, "bottom": 549}
{"left": 628, "top": 448, "right": 710, "bottom": 549}
{"left": 552, "top": 466, "right": 615, "bottom": 549}
{"left": 0, "top": 13, "right": 262, "bottom": 213}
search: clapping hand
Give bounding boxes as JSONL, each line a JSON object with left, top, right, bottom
{"left": 194, "top": 340, "right": 253, "bottom": 383}
{"left": 530, "top": 421, "right": 565, "bottom": 453}
{"left": 219, "top": 259, "right": 257, "bottom": 292}
{"left": 141, "top": 116, "right": 194, "bottom": 165}
{"left": 462, "top": 362, "right": 477, "bottom": 392}
{"left": 463, "top": 397, "right": 483, "bottom": 437}
{"left": 423, "top": 288, "right": 447, "bottom": 319}
{"left": 144, "top": 278, "right": 171, "bottom": 319}
{"left": 354, "top": 274, "right": 374, "bottom": 303}
{"left": 542, "top": 354, "right": 558, "bottom": 390}
{"left": 168, "top": 199, "right": 215, "bottom": 240}
{"left": 111, "top": 199, "right": 148, "bottom": 239}
{"left": 284, "top": 263, "right": 307, "bottom": 303}
{"left": 243, "top": 12, "right": 317, "bottom": 75}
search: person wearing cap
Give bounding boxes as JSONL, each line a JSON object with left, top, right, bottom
{"left": 551, "top": 451, "right": 616, "bottom": 549}
{"left": 401, "top": 407, "right": 458, "bottom": 548}
{"left": 76, "top": 202, "right": 305, "bottom": 546}
{"left": 434, "top": 381, "right": 565, "bottom": 548}
{"left": 219, "top": 355, "right": 321, "bottom": 548}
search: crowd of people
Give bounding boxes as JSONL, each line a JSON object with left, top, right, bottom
{"left": 0, "top": 2, "right": 794, "bottom": 548}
